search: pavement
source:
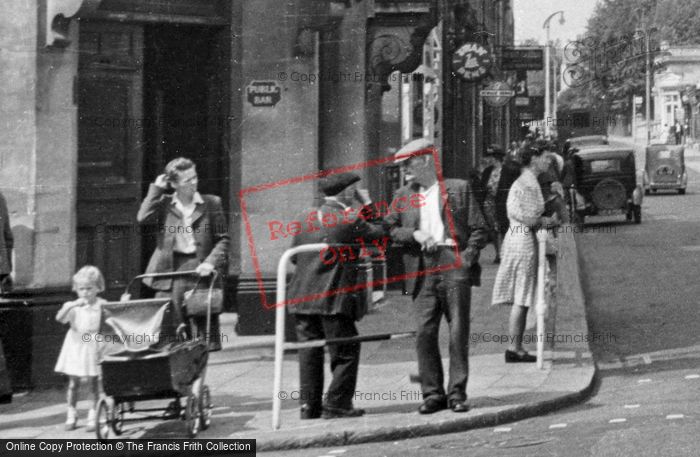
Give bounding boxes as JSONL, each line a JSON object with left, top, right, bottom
{"left": 0, "top": 227, "right": 596, "bottom": 452}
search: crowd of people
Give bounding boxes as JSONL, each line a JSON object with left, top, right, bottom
{"left": 48, "top": 136, "right": 570, "bottom": 429}
{"left": 286, "top": 135, "right": 569, "bottom": 420}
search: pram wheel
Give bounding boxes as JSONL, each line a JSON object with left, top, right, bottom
{"left": 112, "top": 402, "right": 124, "bottom": 435}
{"left": 96, "top": 398, "right": 112, "bottom": 440}
{"left": 185, "top": 392, "right": 201, "bottom": 438}
{"left": 199, "top": 385, "right": 212, "bottom": 430}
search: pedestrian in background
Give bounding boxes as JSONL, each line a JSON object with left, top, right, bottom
{"left": 492, "top": 147, "right": 556, "bottom": 363}
{"left": 287, "top": 172, "right": 385, "bottom": 420}
{"left": 54, "top": 266, "right": 106, "bottom": 432}
{"left": 480, "top": 144, "right": 506, "bottom": 263}
{"left": 385, "top": 138, "right": 488, "bottom": 414}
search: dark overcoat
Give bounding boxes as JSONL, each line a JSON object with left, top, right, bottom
{"left": 287, "top": 199, "right": 385, "bottom": 319}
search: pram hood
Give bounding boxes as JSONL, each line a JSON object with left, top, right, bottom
{"left": 100, "top": 298, "right": 171, "bottom": 358}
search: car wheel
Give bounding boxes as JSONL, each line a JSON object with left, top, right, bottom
{"left": 633, "top": 205, "right": 641, "bottom": 224}
{"left": 644, "top": 188, "right": 650, "bottom": 195}
{"left": 679, "top": 189, "right": 686, "bottom": 195}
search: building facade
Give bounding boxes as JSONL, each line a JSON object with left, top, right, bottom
{"left": 654, "top": 45, "right": 700, "bottom": 142}
{"left": 0, "top": 0, "right": 513, "bottom": 387}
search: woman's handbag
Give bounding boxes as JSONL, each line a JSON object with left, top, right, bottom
{"left": 183, "top": 272, "right": 224, "bottom": 317}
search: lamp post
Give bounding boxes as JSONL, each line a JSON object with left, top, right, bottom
{"left": 635, "top": 7, "right": 654, "bottom": 145}
{"left": 543, "top": 11, "right": 565, "bottom": 138}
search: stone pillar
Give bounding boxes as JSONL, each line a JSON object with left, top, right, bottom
{"left": 238, "top": 0, "right": 319, "bottom": 278}
{"left": 33, "top": 25, "right": 79, "bottom": 288}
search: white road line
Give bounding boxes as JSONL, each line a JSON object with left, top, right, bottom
{"left": 493, "top": 427, "right": 512, "bottom": 433}
{"left": 624, "top": 404, "right": 640, "bottom": 409}
{"left": 609, "top": 418, "right": 627, "bottom": 423}
{"left": 685, "top": 374, "right": 700, "bottom": 379}
{"left": 666, "top": 414, "right": 684, "bottom": 420}
{"left": 549, "top": 423, "right": 567, "bottom": 429}
{"left": 637, "top": 379, "right": 652, "bottom": 383}
{"left": 328, "top": 452, "right": 347, "bottom": 455}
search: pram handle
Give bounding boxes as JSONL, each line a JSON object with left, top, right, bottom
{"left": 122, "top": 270, "right": 204, "bottom": 299}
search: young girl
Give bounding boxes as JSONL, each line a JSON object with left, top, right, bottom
{"left": 54, "top": 266, "right": 106, "bottom": 431}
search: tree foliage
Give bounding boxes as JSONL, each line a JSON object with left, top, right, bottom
{"left": 564, "top": 0, "right": 700, "bottom": 113}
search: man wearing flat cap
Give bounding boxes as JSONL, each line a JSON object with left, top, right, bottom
{"left": 384, "top": 139, "right": 489, "bottom": 414}
{"left": 287, "top": 171, "right": 385, "bottom": 420}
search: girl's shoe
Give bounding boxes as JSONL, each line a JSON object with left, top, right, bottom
{"left": 65, "top": 407, "right": 78, "bottom": 431}
{"left": 85, "top": 409, "right": 96, "bottom": 432}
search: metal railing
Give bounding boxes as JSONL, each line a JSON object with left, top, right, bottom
{"left": 271, "top": 236, "right": 550, "bottom": 428}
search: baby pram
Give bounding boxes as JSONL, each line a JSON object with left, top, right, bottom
{"left": 94, "top": 271, "right": 217, "bottom": 439}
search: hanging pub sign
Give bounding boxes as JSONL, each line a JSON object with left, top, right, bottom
{"left": 452, "top": 42, "right": 493, "bottom": 82}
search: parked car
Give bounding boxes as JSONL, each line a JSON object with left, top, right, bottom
{"left": 570, "top": 147, "right": 643, "bottom": 224}
{"left": 643, "top": 144, "right": 686, "bottom": 195}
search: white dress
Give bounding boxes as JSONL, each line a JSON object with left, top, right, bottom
{"left": 54, "top": 298, "right": 105, "bottom": 377}
{"left": 491, "top": 169, "right": 544, "bottom": 308}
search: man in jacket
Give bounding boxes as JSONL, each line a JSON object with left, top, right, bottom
{"left": 287, "top": 172, "right": 386, "bottom": 420}
{"left": 384, "top": 139, "right": 489, "bottom": 414}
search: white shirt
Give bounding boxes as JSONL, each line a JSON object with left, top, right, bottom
{"left": 419, "top": 183, "right": 445, "bottom": 243}
{"left": 171, "top": 192, "right": 204, "bottom": 254}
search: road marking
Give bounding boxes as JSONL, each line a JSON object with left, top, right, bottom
{"left": 637, "top": 379, "right": 652, "bottom": 383}
{"left": 494, "top": 427, "right": 512, "bottom": 433}
{"left": 685, "top": 374, "right": 700, "bottom": 379}
{"left": 609, "top": 418, "right": 627, "bottom": 423}
{"left": 549, "top": 423, "right": 567, "bottom": 429}
{"left": 624, "top": 404, "right": 640, "bottom": 409}
{"left": 666, "top": 414, "right": 684, "bottom": 420}
{"left": 328, "top": 451, "right": 346, "bottom": 455}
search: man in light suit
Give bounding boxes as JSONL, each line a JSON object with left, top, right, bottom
{"left": 384, "top": 139, "right": 488, "bottom": 414}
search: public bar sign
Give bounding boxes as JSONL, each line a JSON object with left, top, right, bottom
{"left": 247, "top": 81, "right": 281, "bottom": 107}
{"left": 501, "top": 47, "right": 544, "bottom": 71}
{"left": 452, "top": 43, "right": 493, "bottom": 82}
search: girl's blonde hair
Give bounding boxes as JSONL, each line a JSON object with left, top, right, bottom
{"left": 72, "top": 265, "right": 106, "bottom": 292}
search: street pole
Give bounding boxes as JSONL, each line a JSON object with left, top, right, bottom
{"left": 645, "top": 30, "right": 651, "bottom": 145}
{"left": 543, "top": 11, "right": 564, "bottom": 139}
{"left": 553, "top": 56, "right": 558, "bottom": 137}
{"left": 632, "top": 94, "right": 637, "bottom": 142}
{"left": 544, "top": 27, "right": 550, "bottom": 137}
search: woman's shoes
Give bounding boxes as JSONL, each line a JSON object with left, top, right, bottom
{"left": 505, "top": 349, "right": 536, "bottom": 363}
{"left": 64, "top": 407, "right": 77, "bottom": 431}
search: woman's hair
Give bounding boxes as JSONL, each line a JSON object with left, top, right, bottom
{"left": 72, "top": 265, "right": 105, "bottom": 292}
{"left": 520, "top": 147, "right": 544, "bottom": 167}
{"left": 164, "top": 157, "right": 196, "bottom": 183}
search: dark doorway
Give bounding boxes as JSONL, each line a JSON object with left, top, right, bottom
{"left": 143, "top": 24, "right": 228, "bottom": 197}
{"left": 77, "top": 21, "right": 229, "bottom": 299}
{"left": 141, "top": 24, "right": 230, "bottom": 273}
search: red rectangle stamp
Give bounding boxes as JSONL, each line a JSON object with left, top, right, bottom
{"left": 239, "top": 146, "right": 464, "bottom": 309}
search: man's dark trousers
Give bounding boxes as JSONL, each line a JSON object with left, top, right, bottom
{"left": 414, "top": 247, "right": 471, "bottom": 403}
{"left": 294, "top": 314, "right": 360, "bottom": 411}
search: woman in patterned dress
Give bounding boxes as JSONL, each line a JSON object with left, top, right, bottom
{"left": 491, "top": 147, "right": 556, "bottom": 363}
